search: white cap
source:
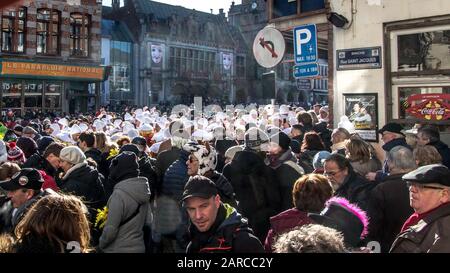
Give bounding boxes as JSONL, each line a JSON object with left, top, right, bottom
{"left": 139, "top": 123, "right": 153, "bottom": 132}
{"left": 93, "top": 120, "right": 105, "bottom": 131}
{"left": 56, "top": 132, "right": 76, "bottom": 144}
{"left": 124, "top": 112, "right": 134, "bottom": 122}
{"left": 135, "top": 108, "right": 143, "bottom": 116}
{"left": 128, "top": 129, "right": 140, "bottom": 139}
{"left": 338, "top": 116, "right": 356, "bottom": 134}
{"left": 192, "top": 129, "right": 213, "bottom": 142}
{"left": 122, "top": 122, "right": 135, "bottom": 135}
{"left": 58, "top": 118, "right": 69, "bottom": 128}
{"left": 113, "top": 119, "right": 122, "bottom": 128}
{"left": 49, "top": 123, "right": 60, "bottom": 137}
{"left": 79, "top": 123, "right": 89, "bottom": 133}
{"left": 69, "top": 124, "right": 82, "bottom": 135}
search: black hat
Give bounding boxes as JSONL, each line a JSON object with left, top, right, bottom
{"left": 132, "top": 136, "right": 147, "bottom": 146}
{"left": 244, "top": 127, "right": 269, "bottom": 150}
{"left": 109, "top": 151, "right": 139, "bottom": 182}
{"left": 119, "top": 143, "right": 140, "bottom": 157}
{"left": 308, "top": 199, "right": 367, "bottom": 247}
{"left": 0, "top": 168, "right": 43, "bottom": 191}
{"left": 290, "top": 139, "right": 301, "bottom": 154}
{"left": 270, "top": 131, "right": 291, "bottom": 150}
{"left": 13, "top": 125, "right": 23, "bottom": 133}
{"left": 402, "top": 164, "right": 450, "bottom": 187}
{"left": 379, "top": 123, "right": 404, "bottom": 136}
{"left": 182, "top": 175, "right": 218, "bottom": 202}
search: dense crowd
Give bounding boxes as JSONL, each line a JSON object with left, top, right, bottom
{"left": 0, "top": 102, "right": 449, "bottom": 253}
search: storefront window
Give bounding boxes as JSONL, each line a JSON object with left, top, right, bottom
{"left": 1, "top": 7, "right": 26, "bottom": 53}
{"left": 398, "top": 87, "right": 450, "bottom": 119}
{"left": 24, "top": 81, "right": 43, "bottom": 108}
{"left": 44, "top": 82, "right": 61, "bottom": 109}
{"left": 1, "top": 81, "right": 22, "bottom": 110}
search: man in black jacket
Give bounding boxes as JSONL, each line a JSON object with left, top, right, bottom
{"left": 78, "top": 131, "right": 102, "bottom": 166}
{"left": 324, "top": 153, "right": 374, "bottom": 211}
{"left": 183, "top": 175, "right": 264, "bottom": 253}
{"left": 367, "top": 146, "right": 416, "bottom": 252}
{"left": 23, "top": 142, "right": 64, "bottom": 180}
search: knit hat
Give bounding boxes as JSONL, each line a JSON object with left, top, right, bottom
{"left": 37, "top": 136, "right": 55, "bottom": 155}
{"left": 244, "top": 127, "right": 269, "bottom": 151}
{"left": 183, "top": 142, "right": 217, "bottom": 175}
{"left": 60, "top": 146, "right": 86, "bottom": 165}
{"left": 270, "top": 131, "right": 291, "bottom": 150}
{"left": 0, "top": 140, "right": 7, "bottom": 163}
{"left": 119, "top": 143, "right": 140, "bottom": 157}
{"left": 313, "top": 151, "right": 332, "bottom": 170}
{"left": 16, "top": 136, "right": 38, "bottom": 158}
{"left": 7, "top": 142, "right": 25, "bottom": 163}
{"left": 109, "top": 151, "right": 139, "bottom": 183}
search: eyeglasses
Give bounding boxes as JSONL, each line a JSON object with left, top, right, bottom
{"left": 406, "top": 182, "right": 446, "bottom": 191}
{"left": 323, "top": 169, "right": 343, "bottom": 177}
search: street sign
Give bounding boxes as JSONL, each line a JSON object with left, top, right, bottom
{"left": 293, "top": 24, "right": 318, "bottom": 65}
{"left": 293, "top": 63, "right": 319, "bottom": 78}
{"left": 337, "top": 47, "right": 382, "bottom": 70}
{"left": 253, "top": 27, "right": 286, "bottom": 68}
{"left": 296, "top": 79, "right": 312, "bottom": 91}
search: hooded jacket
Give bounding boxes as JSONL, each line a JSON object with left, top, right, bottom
{"left": 99, "top": 176, "right": 151, "bottom": 253}
{"left": 264, "top": 208, "right": 313, "bottom": 252}
{"left": 222, "top": 150, "right": 281, "bottom": 241}
{"left": 186, "top": 203, "right": 264, "bottom": 253}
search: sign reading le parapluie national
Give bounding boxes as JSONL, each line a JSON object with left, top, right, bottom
{"left": 405, "top": 94, "right": 450, "bottom": 120}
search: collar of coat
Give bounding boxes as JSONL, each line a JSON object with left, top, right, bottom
{"left": 62, "top": 162, "right": 88, "bottom": 180}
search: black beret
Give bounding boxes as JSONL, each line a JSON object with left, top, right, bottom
{"left": 402, "top": 164, "right": 450, "bottom": 187}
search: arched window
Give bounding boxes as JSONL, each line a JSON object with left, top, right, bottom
{"left": 1, "top": 7, "right": 26, "bottom": 53}
{"left": 37, "top": 9, "right": 60, "bottom": 55}
{"left": 70, "top": 13, "right": 90, "bottom": 57}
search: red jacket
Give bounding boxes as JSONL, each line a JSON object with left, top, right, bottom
{"left": 264, "top": 208, "right": 313, "bottom": 252}
{"left": 38, "top": 170, "right": 59, "bottom": 192}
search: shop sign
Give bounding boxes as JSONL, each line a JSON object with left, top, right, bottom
{"left": 405, "top": 94, "right": 450, "bottom": 121}
{"left": 337, "top": 47, "right": 382, "bottom": 70}
{"left": 0, "top": 61, "right": 105, "bottom": 80}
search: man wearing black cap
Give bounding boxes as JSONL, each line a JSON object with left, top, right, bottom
{"left": 365, "top": 122, "right": 411, "bottom": 182}
{"left": 183, "top": 175, "right": 264, "bottom": 253}
{"left": 390, "top": 164, "right": 450, "bottom": 253}
{"left": 0, "top": 168, "right": 53, "bottom": 233}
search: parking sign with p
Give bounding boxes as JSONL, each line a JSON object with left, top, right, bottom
{"left": 293, "top": 24, "right": 317, "bottom": 65}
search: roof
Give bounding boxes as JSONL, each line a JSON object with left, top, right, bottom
{"left": 134, "top": 0, "right": 220, "bottom": 21}
{"left": 101, "top": 19, "right": 135, "bottom": 43}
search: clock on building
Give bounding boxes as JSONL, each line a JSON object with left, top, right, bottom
{"left": 251, "top": 1, "right": 258, "bottom": 11}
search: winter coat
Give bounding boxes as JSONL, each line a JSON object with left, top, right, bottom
{"left": 298, "top": 149, "right": 320, "bottom": 174}
{"left": 375, "top": 138, "right": 411, "bottom": 182}
{"left": 313, "top": 122, "right": 332, "bottom": 151}
{"left": 186, "top": 203, "right": 264, "bottom": 253}
{"left": 99, "top": 177, "right": 151, "bottom": 253}
{"left": 334, "top": 170, "right": 374, "bottom": 212}
{"left": 85, "top": 148, "right": 103, "bottom": 166}
{"left": 351, "top": 158, "right": 382, "bottom": 177}
{"left": 154, "top": 150, "right": 190, "bottom": 249}
{"left": 266, "top": 149, "right": 304, "bottom": 211}
{"left": 367, "top": 173, "right": 413, "bottom": 253}
{"left": 59, "top": 162, "right": 106, "bottom": 219}
{"left": 155, "top": 147, "right": 181, "bottom": 194}
{"left": 138, "top": 154, "right": 158, "bottom": 201}
{"left": 429, "top": 141, "right": 450, "bottom": 169}
{"left": 222, "top": 150, "right": 281, "bottom": 241}
{"left": 264, "top": 208, "right": 313, "bottom": 252}
{"left": 390, "top": 203, "right": 450, "bottom": 253}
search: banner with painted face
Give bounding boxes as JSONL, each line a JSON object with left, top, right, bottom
{"left": 151, "top": 44, "right": 164, "bottom": 66}
{"left": 222, "top": 52, "right": 233, "bottom": 71}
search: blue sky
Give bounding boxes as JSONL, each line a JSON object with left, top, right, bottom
{"left": 102, "top": 0, "right": 242, "bottom": 15}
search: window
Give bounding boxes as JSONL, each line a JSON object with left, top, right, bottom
{"left": 236, "top": 56, "right": 245, "bottom": 78}
{"left": 1, "top": 7, "right": 26, "bottom": 53}
{"left": 37, "top": 9, "right": 60, "bottom": 55}
{"left": 70, "top": 13, "right": 90, "bottom": 57}
{"left": 271, "top": 0, "right": 325, "bottom": 20}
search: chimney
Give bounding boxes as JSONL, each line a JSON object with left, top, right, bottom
{"left": 232, "top": 1, "right": 235, "bottom": 6}
{"left": 210, "top": 9, "right": 213, "bottom": 14}
{"left": 219, "top": 8, "right": 224, "bottom": 18}
{"left": 112, "top": 0, "right": 120, "bottom": 10}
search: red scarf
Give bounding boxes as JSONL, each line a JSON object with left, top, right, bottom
{"left": 401, "top": 202, "right": 450, "bottom": 232}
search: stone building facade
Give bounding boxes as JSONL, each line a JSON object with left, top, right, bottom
{"left": 0, "top": 0, "right": 108, "bottom": 116}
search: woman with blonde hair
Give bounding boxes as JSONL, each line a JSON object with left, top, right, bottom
{"left": 7, "top": 193, "right": 91, "bottom": 253}
{"left": 94, "top": 131, "right": 119, "bottom": 179}
{"left": 345, "top": 138, "right": 381, "bottom": 177}
{"left": 413, "top": 145, "right": 442, "bottom": 166}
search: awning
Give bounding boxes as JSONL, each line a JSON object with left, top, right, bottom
{"left": 0, "top": 59, "right": 109, "bottom": 82}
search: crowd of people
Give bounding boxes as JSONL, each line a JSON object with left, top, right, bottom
{"left": 0, "top": 102, "right": 449, "bottom": 253}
